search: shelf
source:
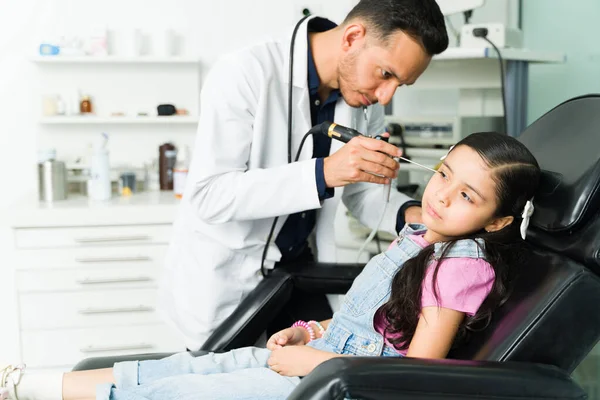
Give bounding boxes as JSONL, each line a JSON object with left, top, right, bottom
{"left": 31, "top": 56, "right": 200, "bottom": 65}
{"left": 434, "top": 47, "right": 565, "bottom": 63}
{"left": 39, "top": 116, "right": 199, "bottom": 125}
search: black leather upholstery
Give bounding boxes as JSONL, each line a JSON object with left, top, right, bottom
{"left": 201, "top": 269, "right": 294, "bottom": 352}
{"left": 288, "top": 358, "right": 587, "bottom": 400}
{"left": 520, "top": 95, "right": 600, "bottom": 271}
{"left": 72, "top": 95, "right": 600, "bottom": 399}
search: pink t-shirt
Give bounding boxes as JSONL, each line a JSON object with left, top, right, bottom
{"left": 374, "top": 234, "right": 495, "bottom": 355}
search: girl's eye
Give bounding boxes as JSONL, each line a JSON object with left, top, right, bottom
{"left": 438, "top": 171, "right": 447, "bottom": 179}
{"left": 461, "top": 192, "right": 473, "bottom": 203}
{"left": 382, "top": 70, "right": 392, "bottom": 79}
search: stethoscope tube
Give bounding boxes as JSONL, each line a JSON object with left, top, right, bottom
{"left": 260, "top": 15, "right": 312, "bottom": 278}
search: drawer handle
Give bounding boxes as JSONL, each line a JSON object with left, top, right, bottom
{"left": 75, "top": 256, "right": 152, "bottom": 263}
{"left": 80, "top": 343, "right": 154, "bottom": 353}
{"left": 74, "top": 235, "right": 151, "bottom": 243}
{"left": 78, "top": 305, "right": 155, "bottom": 315}
{"left": 76, "top": 276, "right": 153, "bottom": 285}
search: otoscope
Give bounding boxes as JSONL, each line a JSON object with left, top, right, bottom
{"left": 308, "top": 121, "right": 437, "bottom": 202}
{"left": 309, "top": 121, "right": 437, "bottom": 173}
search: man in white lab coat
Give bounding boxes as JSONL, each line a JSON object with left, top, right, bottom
{"left": 159, "top": 0, "right": 449, "bottom": 351}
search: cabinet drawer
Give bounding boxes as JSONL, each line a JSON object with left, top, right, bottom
{"left": 21, "top": 324, "right": 184, "bottom": 368}
{"left": 15, "top": 244, "right": 168, "bottom": 270}
{"left": 15, "top": 224, "right": 172, "bottom": 249}
{"left": 20, "top": 289, "right": 160, "bottom": 330}
{"left": 17, "top": 265, "right": 160, "bottom": 292}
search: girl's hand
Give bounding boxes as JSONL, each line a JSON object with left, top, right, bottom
{"left": 267, "top": 346, "right": 336, "bottom": 377}
{"left": 266, "top": 327, "right": 309, "bottom": 350}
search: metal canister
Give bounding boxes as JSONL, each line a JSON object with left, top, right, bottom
{"left": 38, "top": 160, "right": 68, "bottom": 202}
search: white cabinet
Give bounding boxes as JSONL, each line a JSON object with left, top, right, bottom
{"left": 10, "top": 193, "right": 184, "bottom": 370}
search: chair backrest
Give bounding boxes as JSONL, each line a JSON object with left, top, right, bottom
{"left": 448, "top": 95, "right": 600, "bottom": 373}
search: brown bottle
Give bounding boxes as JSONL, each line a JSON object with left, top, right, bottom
{"left": 80, "top": 96, "right": 93, "bottom": 113}
{"left": 159, "top": 143, "right": 177, "bottom": 190}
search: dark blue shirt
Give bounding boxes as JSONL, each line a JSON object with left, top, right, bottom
{"left": 275, "top": 17, "right": 339, "bottom": 263}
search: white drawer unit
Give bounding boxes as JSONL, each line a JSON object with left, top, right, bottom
{"left": 19, "top": 289, "right": 162, "bottom": 330}
{"left": 15, "top": 224, "right": 172, "bottom": 249}
{"left": 10, "top": 208, "right": 183, "bottom": 370}
{"left": 16, "top": 265, "right": 161, "bottom": 292}
{"left": 21, "top": 324, "right": 184, "bottom": 368}
{"left": 15, "top": 244, "right": 168, "bottom": 270}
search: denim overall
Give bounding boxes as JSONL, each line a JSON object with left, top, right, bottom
{"left": 307, "top": 223, "right": 485, "bottom": 357}
{"left": 100, "top": 224, "right": 485, "bottom": 400}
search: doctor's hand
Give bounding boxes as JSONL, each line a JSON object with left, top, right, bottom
{"left": 267, "top": 327, "right": 310, "bottom": 350}
{"left": 323, "top": 136, "right": 402, "bottom": 187}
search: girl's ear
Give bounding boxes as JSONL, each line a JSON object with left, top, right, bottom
{"left": 485, "top": 216, "right": 514, "bottom": 233}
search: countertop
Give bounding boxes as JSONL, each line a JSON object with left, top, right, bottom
{"left": 7, "top": 191, "right": 180, "bottom": 228}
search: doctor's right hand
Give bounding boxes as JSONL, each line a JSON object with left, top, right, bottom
{"left": 323, "top": 136, "right": 402, "bottom": 187}
{"left": 267, "top": 327, "right": 310, "bottom": 350}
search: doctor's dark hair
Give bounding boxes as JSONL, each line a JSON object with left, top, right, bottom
{"left": 381, "top": 132, "right": 541, "bottom": 352}
{"left": 343, "top": 0, "right": 448, "bottom": 55}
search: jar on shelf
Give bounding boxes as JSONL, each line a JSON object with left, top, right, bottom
{"left": 80, "top": 95, "right": 93, "bottom": 114}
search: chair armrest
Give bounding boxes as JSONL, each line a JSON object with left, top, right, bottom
{"left": 200, "top": 269, "right": 294, "bottom": 352}
{"left": 288, "top": 357, "right": 587, "bottom": 400}
{"left": 281, "top": 262, "right": 364, "bottom": 294}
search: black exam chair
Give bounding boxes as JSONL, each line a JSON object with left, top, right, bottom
{"left": 73, "top": 95, "right": 600, "bottom": 399}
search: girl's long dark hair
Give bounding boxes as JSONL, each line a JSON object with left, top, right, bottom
{"left": 382, "top": 132, "right": 541, "bottom": 351}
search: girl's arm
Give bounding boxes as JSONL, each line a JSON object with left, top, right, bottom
{"left": 405, "top": 306, "right": 465, "bottom": 359}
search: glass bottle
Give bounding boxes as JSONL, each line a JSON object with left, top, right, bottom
{"left": 80, "top": 95, "right": 93, "bottom": 114}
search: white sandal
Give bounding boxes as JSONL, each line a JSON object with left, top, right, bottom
{"left": 0, "top": 364, "right": 25, "bottom": 400}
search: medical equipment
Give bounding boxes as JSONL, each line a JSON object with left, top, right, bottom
{"left": 310, "top": 121, "right": 438, "bottom": 174}
{"left": 260, "top": 14, "right": 312, "bottom": 277}
{"left": 306, "top": 120, "right": 438, "bottom": 261}
{"left": 385, "top": 115, "right": 503, "bottom": 147}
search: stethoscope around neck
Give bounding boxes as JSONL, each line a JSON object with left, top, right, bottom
{"left": 259, "top": 15, "right": 312, "bottom": 277}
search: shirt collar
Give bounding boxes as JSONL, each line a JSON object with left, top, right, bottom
{"left": 307, "top": 18, "right": 339, "bottom": 100}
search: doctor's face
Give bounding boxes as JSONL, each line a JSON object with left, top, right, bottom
{"left": 337, "top": 29, "right": 431, "bottom": 107}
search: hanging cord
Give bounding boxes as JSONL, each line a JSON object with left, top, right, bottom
{"left": 356, "top": 202, "right": 388, "bottom": 262}
{"left": 473, "top": 28, "right": 508, "bottom": 134}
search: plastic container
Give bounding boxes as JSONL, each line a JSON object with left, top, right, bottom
{"left": 88, "top": 133, "right": 111, "bottom": 201}
{"left": 173, "top": 146, "right": 190, "bottom": 199}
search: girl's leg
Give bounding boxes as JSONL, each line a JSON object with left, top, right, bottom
{"left": 1, "top": 365, "right": 107, "bottom": 400}
{"left": 62, "top": 368, "right": 115, "bottom": 400}
{"left": 4, "top": 348, "right": 272, "bottom": 400}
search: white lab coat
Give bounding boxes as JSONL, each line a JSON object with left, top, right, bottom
{"left": 158, "top": 16, "right": 413, "bottom": 350}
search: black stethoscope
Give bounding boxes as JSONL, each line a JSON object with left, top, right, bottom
{"left": 260, "top": 15, "right": 312, "bottom": 277}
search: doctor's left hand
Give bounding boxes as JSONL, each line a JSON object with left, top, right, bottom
{"left": 323, "top": 135, "right": 402, "bottom": 188}
{"left": 267, "top": 346, "right": 336, "bottom": 377}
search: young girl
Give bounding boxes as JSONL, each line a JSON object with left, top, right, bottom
{"left": 2, "top": 132, "right": 540, "bottom": 400}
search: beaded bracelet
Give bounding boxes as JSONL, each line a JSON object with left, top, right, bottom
{"left": 292, "top": 320, "right": 315, "bottom": 342}
{"left": 308, "top": 320, "right": 325, "bottom": 336}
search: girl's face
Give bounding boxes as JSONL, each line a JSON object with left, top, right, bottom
{"left": 420, "top": 145, "right": 512, "bottom": 243}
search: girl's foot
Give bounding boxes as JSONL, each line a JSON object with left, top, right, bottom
{"left": 0, "top": 364, "right": 25, "bottom": 400}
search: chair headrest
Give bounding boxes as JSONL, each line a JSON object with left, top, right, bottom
{"left": 518, "top": 95, "right": 600, "bottom": 270}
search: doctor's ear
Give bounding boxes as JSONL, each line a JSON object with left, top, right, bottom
{"left": 342, "top": 23, "right": 367, "bottom": 50}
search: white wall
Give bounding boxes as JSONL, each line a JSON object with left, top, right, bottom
{"left": 522, "top": 0, "right": 600, "bottom": 123}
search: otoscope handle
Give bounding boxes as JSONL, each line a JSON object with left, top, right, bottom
{"left": 322, "top": 121, "right": 363, "bottom": 143}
